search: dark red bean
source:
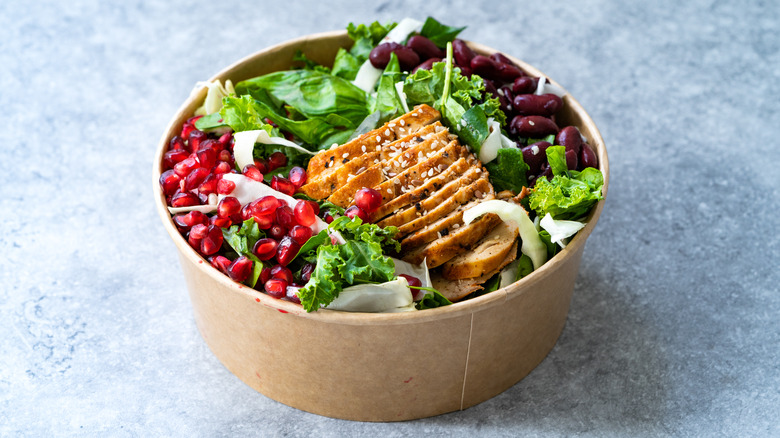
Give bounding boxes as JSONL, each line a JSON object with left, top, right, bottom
{"left": 458, "top": 65, "right": 472, "bottom": 77}
{"left": 512, "top": 76, "right": 539, "bottom": 94}
{"left": 393, "top": 46, "right": 421, "bottom": 71}
{"left": 490, "top": 52, "right": 515, "bottom": 66}
{"left": 565, "top": 149, "right": 578, "bottom": 170}
{"left": 510, "top": 115, "right": 559, "bottom": 138}
{"left": 411, "top": 57, "right": 441, "bottom": 73}
{"left": 406, "top": 35, "right": 444, "bottom": 60}
{"left": 496, "top": 63, "right": 524, "bottom": 82}
{"left": 484, "top": 79, "right": 498, "bottom": 99}
{"left": 579, "top": 143, "right": 598, "bottom": 169}
{"left": 512, "top": 94, "right": 563, "bottom": 117}
{"left": 498, "top": 86, "right": 514, "bottom": 114}
{"left": 556, "top": 126, "right": 583, "bottom": 154}
{"left": 370, "top": 42, "right": 400, "bottom": 68}
{"left": 521, "top": 141, "right": 551, "bottom": 175}
{"left": 452, "top": 39, "right": 475, "bottom": 67}
{"left": 470, "top": 55, "right": 500, "bottom": 81}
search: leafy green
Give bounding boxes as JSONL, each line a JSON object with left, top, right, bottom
{"left": 221, "top": 218, "right": 265, "bottom": 287}
{"left": 292, "top": 50, "right": 331, "bottom": 73}
{"left": 528, "top": 146, "right": 604, "bottom": 220}
{"left": 331, "top": 48, "right": 362, "bottom": 80}
{"left": 219, "top": 95, "right": 277, "bottom": 134}
{"left": 297, "top": 217, "right": 400, "bottom": 312}
{"left": 415, "top": 287, "right": 452, "bottom": 310}
{"left": 484, "top": 147, "right": 530, "bottom": 193}
{"left": 515, "top": 254, "right": 534, "bottom": 281}
{"left": 420, "top": 17, "right": 466, "bottom": 48}
{"left": 538, "top": 230, "right": 560, "bottom": 259}
{"left": 194, "top": 112, "right": 228, "bottom": 131}
{"left": 369, "top": 53, "right": 404, "bottom": 122}
{"left": 347, "top": 21, "right": 397, "bottom": 61}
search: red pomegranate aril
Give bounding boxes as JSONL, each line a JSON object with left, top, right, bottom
{"left": 159, "top": 170, "right": 181, "bottom": 196}
{"left": 289, "top": 225, "right": 313, "bottom": 245}
{"left": 187, "top": 115, "right": 203, "bottom": 125}
{"left": 324, "top": 212, "right": 334, "bottom": 224}
{"left": 218, "top": 132, "right": 233, "bottom": 147}
{"left": 293, "top": 200, "right": 316, "bottom": 227}
{"left": 196, "top": 146, "right": 217, "bottom": 169}
{"left": 173, "top": 210, "right": 209, "bottom": 231}
{"left": 188, "top": 130, "right": 207, "bottom": 151}
{"left": 180, "top": 123, "right": 196, "bottom": 140}
{"left": 252, "top": 212, "right": 275, "bottom": 230}
{"left": 398, "top": 274, "right": 422, "bottom": 288}
{"left": 217, "top": 196, "right": 242, "bottom": 220}
{"left": 209, "top": 255, "right": 232, "bottom": 274}
{"left": 213, "top": 161, "right": 232, "bottom": 175}
{"left": 285, "top": 286, "right": 302, "bottom": 304}
{"left": 271, "top": 176, "right": 296, "bottom": 196}
{"left": 200, "top": 224, "right": 224, "bottom": 255}
{"left": 171, "top": 191, "right": 200, "bottom": 208}
{"left": 184, "top": 167, "right": 210, "bottom": 191}
{"left": 276, "top": 236, "right": 300, "bottom": 267}
{"left": 242, "top": 164, "right": 264, "bottom": 182}
{"left": 163, "top": 149, "right": 189, "bottom": 169}
{"left": 264, "top": 278, "right": 288, "bottom": 299}
{"left": 269, "top": 225, "right": 287, "bottom": 240}
{"left": 212, "top": 216, "right": 232, "bottom": 228}
{"left": 253, "top": 238, "right": 279, "bottom": 261}
{"left": 188, "top": 224, "right": 208, "bottom": 248}
{"left": 275, "top": 205, "right": 297, "bottom": 229}
{"left": 253, "top": 195, "right": 283, "bottom": 215}
{"left": 173, "top": 156, "right": 199, "bottom": 178}
{"left": 354, "top": 187, "right": 382, "bottom": 213}
{"left": 288, "top": 166, "right": 307, "bottom": 187}
{"left": 270, "top": 265, "right": 294, "bottom": 284}
{"left": 267, "top": 151, "right": 288, "bottom": 170}
{"left": 169, "top": 135, "right": 186, "bottom": 151}
{"left": 198, "top": 173, "right": 218, "bottom": 195}
{"left": 306, "top": 200, "right": 320, "bottom": 215}
{"left": 240, "top": 203, "right": 253, "bottom": 221}
{"left": 217, "top": 149, "right": 232, "bottom": 163}
{"left": 254, "top": 158, "right": 269, "bottom": 174}
{"left": 217, "top": 178, "right": 236, "bottom": 195}
{"left": 227, "top": 256, "right": 253, "bottom": 283}
{"left": 300, "top": 262, "right": 315, "bottom": 283}
{"left": 345, "top": 205, "right": 369, "bottom": 223}
{"left": 260, "top": 266, "right": 272, "bottom": 284}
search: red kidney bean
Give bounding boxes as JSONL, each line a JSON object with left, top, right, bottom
{"left": 394, "top": 46, "right": 420, "bottom": 71}
{"left": 521, "top": 141, "right": 551, "bottom": 174}
{"left": 470, "top": 55, "right": 501, "bottom": 81}
{"left": 498, "top": 86, "right": 514, "bottom": 114}
{"left": 484, "top": 79, "right": 498, "bottom": 99}
{"left": 512, "top": 93, "right": 563, "bottom": 117}
{"left": 510, "top": 115, "right": 559, "bottom": 138}
{"left": 556, "top": 126, "right": 583, "bottom": 154}
{"left": 490, "top": 52, "right": 515, "bottom": 66}
{"left": 565, "top": 149, "right": 578, "bottom": 170}
{"left": 369, "top": 42, "right": 401, "bottom": 68}
{"left": 452, "top": 39, "right": 475, "bottom": 67}
{"left": 579, "top": 143, "right": 598, "bottom": 169}
{"left": 496, "top": 63, "right": 524, "bottom": 82}
{"left": 458, "top": 65, "right": 473, "bottom": 77}
{"left": 512, "top": 76, "right": 539, "bottom": 94}
{"left": 411, "top": 57, "right": 441, "bottom": 73}
{"left": 407, "top": 35, "right": 444, "bottom": 60}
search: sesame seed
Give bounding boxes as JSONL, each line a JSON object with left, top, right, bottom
{"left": 529, "top": 120, "right": 535, "bottom": 126}
{"left": 342, "top": 153, "right": 349, "bottom": 158}
{"left": 412, "top": 112, "right": 418, "bottom": 117}
{"left": 376, "top": 145, "right": 381, "bottom": 151}
{"left": 389, "top": 122, "right": 396, "bottom": 128}
{"left": 497, "top": 88, "right": 505, "bottom": 97}
{"left": 400, "top": 120, "right": 405, "bottom": 126}
{"left": 387, "top": 188, "right": 392, "bottom": 194}
{"left": 453, "top": 223, "right": 460, "bottom": 229}
{"left": 347, "top": 174, "right": 355, "bottom": 181}
{"left": 437, "top": 231, "right": 442, "bottom": 239}
{"left": 356, "top": 166, "right": 366, "bottom": 174}
{"left": 376, "top": 135, "right": 381, "bottom": 142}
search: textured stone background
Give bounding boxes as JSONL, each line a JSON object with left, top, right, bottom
{"left": 1, "top": 0, "right": 778, "bottom": 436}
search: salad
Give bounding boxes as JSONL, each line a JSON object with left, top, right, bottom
{"left": 158, "top": 17, "right": 604, "bottom": 313}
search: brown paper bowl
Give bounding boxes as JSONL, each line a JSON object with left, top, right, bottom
{"left": 153, "top": 31, "right": 609, "bottom": 422}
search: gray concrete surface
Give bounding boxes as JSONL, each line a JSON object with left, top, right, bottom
{"left": 1, "top": 0, "right": 778, "bottom": 436}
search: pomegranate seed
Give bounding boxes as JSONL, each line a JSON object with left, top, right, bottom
{"left": 260, "top": 266, "right": 272, "bottom": 284}
{"left": 267, "top": 151, "right": 288, "bottom": 171}
{"left": 254, "top": 159, "right": 269, "bottom": 174}
{"left": 173, "top": 210, "right": 209, "bottom": 231}
{"left": 252, "top": 196, "right": 283, "bottom": 215}
{"left": 300, "top": 262, "right": 315, "bottom": 283}
{"left": 209, "top": 255, "right": 232, "bottom": 274}
{"left": 171, "top": 191, "right": 200, "bottom": 208}
{"left": 252, "top": 212, "right": 275, "bottom": 229}
{"left": 218, "top": 132, "right": 233, "bottom": 147}
{"left": 217, "top": 149, "right": 232, "bottom": 162}
{"left": 173, "top": 156, "right": 199, "bottom": 178}
{"left": 188, "top": 130, "right": 207, "bottom": 151}
{"left": 398, "top": 274, "right": 422, "bottom": 288}
{"left": 354, "top": 187, "right": 382, "bottom": 213}
{"left": 270, "top": 265, "right": 294, "bottom": 283}
{"left": 240, "top": 203, "right": 253, "bottom": 221}
{"left": 269, "top": 225, "right": 287, "bottom": 240}
{"left": 213, "top": 216, "right": 232, "bottom": 228}
{"left": 293, "top": 200, "right": 316, "bottom": 227}
{"left": 271, "top": 176, "right": 296, "bottom": 196}
{"left": 264, "top": 278, "right": 288, "bottom": 299}
{"left": 184, "top": 167, "right": 210, "bottom": 191}
{"left": 180, "top": 123, "right": 196, "bottom": 140}
{"left": 285, "top": 286, "right": 302, "bottom": 304}
{"left": 197, "top": 146, "right": 217, "bottom": 169}
{"left": 275, "top": 205, "right": 297, "bottom": 229}
{"left": 163, "top": 149, "right": 189, "bottom": 170}
{"left": 253, "top": 238, "right": 279, "bottom": 261}
{"left": 159, "top": 170, "right": 181, "bottom": 196}
{"left": 169, "top": 135, "right": 186, "bottom": 151}
{"left": 243, "top": 164, "right": 264, "bottom": 182}
{"left": 187, "top": 115, "right": 203, "bottom": 125}
{"left": 345, "top": 206, "right": 369, "bottom": 223}
{"left": 227, "top": 256, "right": 254, "bottom": 283}
{"left": 276, "top": 236, "right": 300, "bottom": 266}
{"left": 217, "top": 196, "right": 242, "bottom": 220}
{"left": 198, "top": 173, "right": 218, "bottom": 195}
{"left": 217, "top": 178, "right": 236, "bottom": 195}
{"left": 288, "top": 166, "right": 307, "bottom": 187}
{"left": 188, "top": 224, "right": 208, "bottom": 248}
{"left": 306, "top": 200, "right": 320, "bottom": 215}
{"left": 213, "top": 161, "right": 232, "bottom": 174}
{"left": 289, "top": 225, "right": 313, "bottom": 245}
{"left": 323, "top": 212, "right": 334, "bottom": 224}
{"left": 201, "top": 138, "right": 222, "bottom": 153}
{"left": 200, "top": 225, "right": 224, "bottom": 255}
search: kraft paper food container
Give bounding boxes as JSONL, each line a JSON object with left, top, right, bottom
{"left": 153, "top": 30, "right": 609, "bottom": 422}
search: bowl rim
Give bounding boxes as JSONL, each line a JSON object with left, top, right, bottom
{"left": 153, "top": 30, "right": 609, "bottom": 326}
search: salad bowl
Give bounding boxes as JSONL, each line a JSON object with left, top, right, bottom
{"left": 153, "top": 29, "right": 608, "bottom": 421}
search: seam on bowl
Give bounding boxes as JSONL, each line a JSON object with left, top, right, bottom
{"left": 460, "top": 312, "right": 475, "bottom": 410}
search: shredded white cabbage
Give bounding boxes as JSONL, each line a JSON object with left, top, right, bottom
{"left": 193, "top": 79, "right": 235, "bottom": 116}
{"left": 233, "top": 130, "right": 315, "bottom": 173}
{"left": 539, "top": 213, "right": 585, "bottom": 248}
{"left": 325, "top": 277, "right": 415, "bottom": 312}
